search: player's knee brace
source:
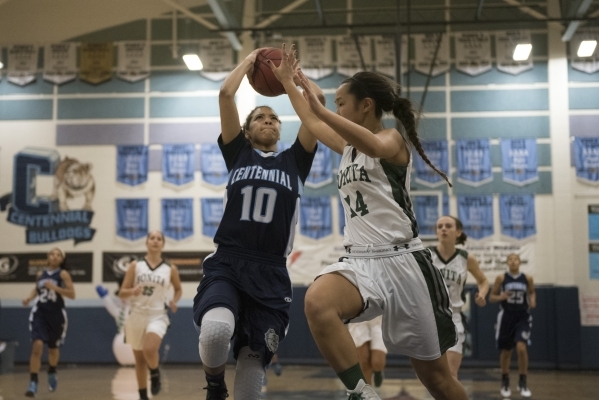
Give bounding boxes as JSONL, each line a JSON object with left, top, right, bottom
{"left": 234, "top": 346, "right": 265, "bottom": 400}
{"left": 198, "top": 308, "right": 235, "bottom": 368}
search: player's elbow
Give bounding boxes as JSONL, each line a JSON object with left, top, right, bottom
{"left": 219, "top": 87, "right": 236, "bottom": 100}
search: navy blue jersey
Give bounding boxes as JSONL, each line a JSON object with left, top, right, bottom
{"left": 213, "top": 132, "right": 316, "bottom": 258}
{"left": 35, "top": 268, "right": 65, "bottom": 311}
{"left": 501, "top": 272, "right": 529, "bottom": 312}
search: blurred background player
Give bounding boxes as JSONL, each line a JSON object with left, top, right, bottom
{"left": 348, "top": 316, "right": 387, "bottom": 388}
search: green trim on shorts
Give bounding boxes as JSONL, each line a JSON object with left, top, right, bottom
{"left": 412, "top": 249, "right": 457, "bottom": 355}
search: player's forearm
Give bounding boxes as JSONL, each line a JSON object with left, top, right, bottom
{"left": 220, "top": 58, "right": 253, "bottom": 98}
{"left": 118, "top": 287, "right": 136, "bottom": 299}
{"left": 477, "top": 280, "right": 489, "bottom": 299}
{"left": 54, "top": 286, "right": 75, "bottom": 299}
{"left": 172, "top": 288, "right": 182, "bottom": 304}
{"left": 489, "top": 293, "right": 502, "bottom": 303}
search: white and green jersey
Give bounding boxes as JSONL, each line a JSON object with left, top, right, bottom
{"left": 338, "top": 145, "right": 418, "bottom": 246}
{"left": 130, "top": 258, "right": 172, "bottom": 313}
{"left": 430, "top": 248, "right": 468, "bottom": 310}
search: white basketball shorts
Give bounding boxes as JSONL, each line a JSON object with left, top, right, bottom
{"left": 348, "top": 315, "right": 387, "bottom": 353}
{"left": 124, "top": 310, "right": 170, "bottom": 351}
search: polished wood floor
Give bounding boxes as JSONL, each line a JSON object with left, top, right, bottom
{"left": 0, "top": 364, "right": 597, "bottom": 399}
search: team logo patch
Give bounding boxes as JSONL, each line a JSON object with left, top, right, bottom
{"left": 264, "top": 328, "right": 279, "bottom": 353}
{"left": 521, "top": 331, "right": 531, "bottom": 340}
{"left": 0, "top": 256, "right": 19, "bottom": 276}
{"left": 284, "top": 297, "right": 292, "bottom": 303}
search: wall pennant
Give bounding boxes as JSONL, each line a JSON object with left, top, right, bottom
{"left": 300, "top": 196, "right": 332, "bottom": 240}
{"left": 456, "top": 139, "right": 493, "bottom": 187}
{"left": 161, "top": 198, "right": 194, "bottom": 240}
{"left": 116, "top": 199, "right": 148, "bottom": 241}
{"left": 454, "top": 32, "right": 492, "bottom": 76}
{"left": 80, "top": 42, "right": 113, "bottom": 85}
{"left": 43, "top": 43, "right": 77, "bottom": 85}
{"left": 7, "top": 44, "right": 38, "bottom": 86}
{"left": 117, "top": 42, "right": 150, "bottom": 82}
{"left": 574, "top": 137, "right": 599, "bottom": 186}
{"left": 495, "top": 31, "right": 533, "bottom": 75}
{"left": 458, "top": 195, "right": 494, "bottom": 240}
{"left": 501, "top": 139, "right": 539, "bottom": 186}
{"left": 499, "top": 194, "right": 536, "bottom": 240}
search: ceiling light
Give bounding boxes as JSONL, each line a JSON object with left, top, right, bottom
{"left": 577, "top": 40, "right": 597, "bottom": 57}
{"left": 183, "top": 54, "right": 203, "bottom": 71}
{"left": 513, "top": 44, "right": 532, "bottom": 61}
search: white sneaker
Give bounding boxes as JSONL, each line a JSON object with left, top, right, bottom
{"left": 347, "top": 379, "right": 381, "bottom": 400}
{"left": 519, "top": 385, "right": 532, "bottom": 397}
{"left": 500, "top": 384, "right": 512, "bottom": 398}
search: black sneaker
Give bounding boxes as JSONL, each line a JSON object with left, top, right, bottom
{"left": 204, "top": 381, "right": 229, "bottom": 399}
{"left": 150, "top": 371, "right": 161, "bottom": 395}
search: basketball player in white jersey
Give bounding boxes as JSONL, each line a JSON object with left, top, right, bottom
{"left": 269, "top": 45, "right": 468, "bottom": 400}
{"left": 120, "top": 231, "right": 182, "bottom": 400}
{"left": 348, "top": 316, "right": 387, "bottom": 388}
{"left": 430, "top": 216, "right": 489, "bottom": 379}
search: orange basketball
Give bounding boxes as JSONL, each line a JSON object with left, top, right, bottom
{"left": 251, "top": 48, "right": 286, "bottom": 97}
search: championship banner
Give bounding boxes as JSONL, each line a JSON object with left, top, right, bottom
{"left": 7, "top": 44, "right": 38, "bottom": 86}
{"left": 338, "top": 195, "right": 345, "bottom": 236}
{"left": 501, "top": 139, "right": 538, "bottom": 186}
{"left": 336, "top": 35, "right": 373, "bottom": 77}
{"left": 414, "top": 140, "right": 449, "bottom": 187}
{"left": 43, "top": 43, "right": 77, "bottom": 85}
{"left": 570, "top": 29, "right": 599, "bottom": 74}
{"left": 80, "top": 42, "right": 113, "bottom": 85}
{"left": 456, "top": 139, "right": 493, "bottom": 187}
{"left": 258, "top": 34, "right": 297, "bottom": 50}
{"left": 373, "top": 35, "right": 397, "bottom": 78}
{"left": 201, "top": 198, "right": 224, "bottom": 238}
{"left": 162, "top": 144, "right": 195, "bottom": 186}
{"left": 0, "top": 252, "right": 93, "bottom": 283}
{"left": 413, "top": 194, "right": 443, "bottom": 239}
{"left": 300, "top": 196, "right": 332, "bottom": 240}
{"left": 499, "top": 194, "right": 536, "bottom": 240}
{"left": 306, "top": 145, "right": 333, "bottom": 188}
{"left": 200, "top": 143, "right": 228, "bottom": 187}
{"left": 454, "top": 32, "right": 492, "bottom": 76}
{"left": 116, "top": 42, "right": 150, "bottom": 83}
{"left": 298, "top": 36, "right": 334, "bottom": 79}
{"left": 117, "top": 145, "right": 148, "bottom": 186}
{"left": 287, "top": 242, "right": 346, "bottom": 286}
{"left": 413, "top": 33, "right": 450, "bottom": 77}
{"left": 495, "top": 31, "right": 533, "bottom": 75}
{"left": 457, "top": 195, "right": 494, "bottom": 240}
{"left": 464, "top": 241, "right": 535, "bottom": 279}
{"left": 574, "top": 137, "right": 599, "bottom": 185}
{"left": 199, "top": 39, "right": 234, "bottom": 81}
{"left": 161, "top": 198, "right": 194, "bottom": 240}
{"left": 116, "top": 199, "right": 148, "bottom": 241}
{"left": 103, "top": 251, "right": 210, "bottom": 283}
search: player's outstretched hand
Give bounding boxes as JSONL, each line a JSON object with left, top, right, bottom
{"left": 267, "top": 43, "right": 299, "bottom": 85}
{"left": 244, "top": 48, "right": 263, "bottom": 86}
{"left": 297, "top": 70, "right": 325, "bottom": 115}
{"left": 169, "top": 300, "right": 178, "bottom": 313}
{"left": 132, "top": 285, "right": 143, "bottom": 297}
{"left": 474, "top": 292, "right": 487, "bottom": 307}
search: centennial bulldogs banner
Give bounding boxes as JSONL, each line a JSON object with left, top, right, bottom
{"left": 0, "top": 252, "right": 93, "bottom": 283}
{"left": 116, "top": 199, "right": 148, "bottom": 241}
{"left": 300, "top": 196, "right": 332, "bottom": 240}
{"left": 199, "top": 39, "right": 234, "bottom": 81}
{"left": 414, "top": 140, "right": 449, "bottom": 187}
{"left": 495, "top": 31, "right": 533, "bottom": 75}
{"left": 413, "top": 34, "right": 450, "bottom": 77}
{"left": 373, "top": 35, "right": 398, "bottom": 78}
{"left": 458, "top": 195, "right": 494, "bottom": 240}
{"left": 456, "top": 139, "right": 493, "bottom": 187}
{"left": 80, "top": 42, "right": 113, "bottom": 85}
{"left": 454, "top": 32, "right": 492, "bottom": 76}
{"left": 162, "top": 144, "right": 195, "bottom": 186}
{"left": 43, "top": 43, "right": 77, "bottom": 85}
{"left": 201, "top": 198, "right": 224, "bottom": 238}
{"left": 117, "top": 145, "right": 148, "bottom": 186}
{"left": 200, "top": 143, "right": 228, "bottom": 187}
{"left": 464, "top": 241, "right": 535, "bottom": 279}
{"left": 116, "top": 42, "right": 150, "bottom": 82}
{"left": 298, "top": 36, "right": 334, "bottom": 79}
{"left": 499, "top": 194, "right": 536, "bottom": 240}
{"left": 7, "top": 44, "right": 38, "bottom": 86}
{"left": 574, "top": 137, "right": 599, "bottom": 185}
{"left": 570, "top": 29, "right": 599, "bottom": 74}
{"left": 501, "top": 139, "right": 538, "bottom": 186}
{"left": 161, "top": 198, "right": 194, "bottom": 240}
{"left": 336, "top": 36, "right": 373, "bottom": 77}
{"left": 306, "top": 145, "right": 333, "bottom": 188}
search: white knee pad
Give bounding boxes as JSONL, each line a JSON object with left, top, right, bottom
{"left": 234, "top": 346, "right": 265, "bottom": 400}
{"left": 198, "top": 308, "right": 235, "bottom": 368}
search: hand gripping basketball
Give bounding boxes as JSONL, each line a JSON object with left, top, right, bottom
{"left": 250, "top": 47, "right": 286, "bottom": 97}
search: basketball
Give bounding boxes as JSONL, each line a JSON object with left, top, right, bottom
{"left": 251, "top": 47, "right": 286, "bottom": 97}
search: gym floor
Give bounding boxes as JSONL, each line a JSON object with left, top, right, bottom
{"left": 0, "top": 365, "right": 597, "bottom": 399}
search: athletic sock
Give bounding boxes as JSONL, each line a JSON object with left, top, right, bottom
{"left": 206, "top": 370, "right": 226, "bottom": 387}
{"left": 150, "top": 367, "right": 160, "bottom": 382}
{"left": 373, "top": 371, "right": 384, "bottom": 387}
{"left": 48, "top": 365, "right": 57, "bottom": 374}
{"left": 519, "top": 374, "right": 527, "bottom": 385}
{"left": 139, "top": 388, "right": 149, "bottom": 400}
{"left": 337, "top": 363, "right": 366, "bottom": 391}
{"left": 30, "top": 373, "right": 38, "bottom": 383}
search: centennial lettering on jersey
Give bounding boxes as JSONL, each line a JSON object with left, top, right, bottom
{"left": 230, "top": 166, "right": 292, "bottom": 191}
{"left": 337, "top": 163, "right": 371, "bottom": 189}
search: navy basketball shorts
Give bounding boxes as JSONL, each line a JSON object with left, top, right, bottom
{"left": 495, "top": 309, "right": 532, "bottom": 350}
{"left": 29, "top": 308, "right": 67, "bottom": 349}
{"left": 193, "top": 250, "right": 292, "bottom": 367}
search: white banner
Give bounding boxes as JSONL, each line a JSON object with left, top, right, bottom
{"left": 570, "top": 28, "right": 599, "bottom": 74}
{"left": 495, "top": 30, "right": 533, "bottom": 75}
{"left": 258, "top": 34, "right": 297, "bottom": 50}
{"left": 199, "top": 38, "right": 234, "bottom": 81}
{"left": 373, "top": 35, "right": 395, "bottom": 78}
{"left": 7, "top": 44, "right": 38, "bottom": 86}
{"left": 43, "top": 43, "right": 77, "bottom": 85}
{"left": 287, "top": 241, "right": 346, "bottom": 286}
{"left": 298, "top": 36, "right": 334, "bottom": 79}
{"left": 580, "top": 294, "right": 599, "bottom": 326}
{"left": 117, "top": 42, "right": 150, "bottom": 82}
{"left": 413, "top": 33, "right": 450, "bottom": 77}
{"left": 454, "top": 32, "right": 492, "bottom": 76}
{"left": 336, "top": 35, "right": 372, "bottom": 77}
{"left": 464, "top": 241, "right": 535, "bottom": 281}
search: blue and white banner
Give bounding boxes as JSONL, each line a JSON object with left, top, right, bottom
{"left": 116, "top": 199, "right": 148, "bottom": 241}
{"left": 162, "top": 144, "right": 195, "bottom": 186}
{"left": 201, "top": 198, "right": 224, "bottom": 238}
{"left": 458, "top": 195, "right": 494, "bottom": 240}
{"left": 574, "top": 137, "right": 599, "bottom": 186}
{"left": 306, "top": 145, "right": 333, "bottom": 188}
{"left": 200, "top": 143, "right": 228, "bottom": 187}
{"left": 501, "top": 139, "right": 538, "bottom": 186}
{"left": 117, "top": 145, "right": 148, "bottom": 186}
{"left": 161, "top": 198, "right": 194, "bottom": 240}
{"left": 338, "top": 195, "right": 345, "bottom": 236}
{"left": 456, "top": 139, "right": 493, "bottom": 187}
{"left": 414, "top": 141, "right": 449, "bottom": 187}
{"left": 300, "top": 196, "right": 332, "bottom": 240}
{"left": 413, "top": 195, "right": 442, "bottom": 238}
{"left": 499, "top": 194, "right": 536, "bottom": 240}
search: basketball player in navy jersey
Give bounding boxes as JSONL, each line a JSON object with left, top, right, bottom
{"left": 192, "top": 48, "right": 324, "bottom": 400}
{"left": 22, "top": 248, "right": 75, "bottom": 397}
{"left": 490, "top": 253, "right": 536, "bottom": 398}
